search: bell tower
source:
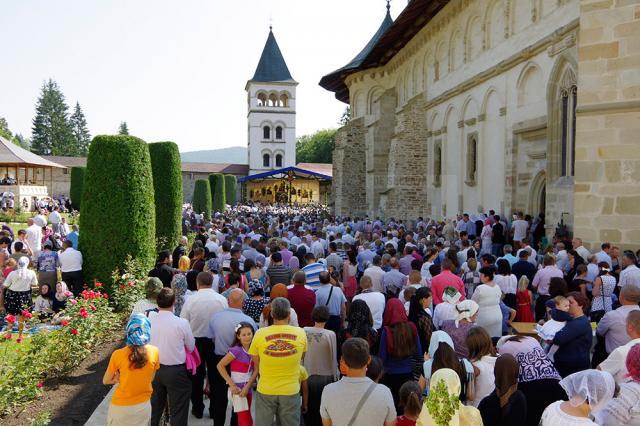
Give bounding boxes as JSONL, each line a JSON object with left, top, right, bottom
{"left": 246, "top": 27, "right": 297, "bottom": 176}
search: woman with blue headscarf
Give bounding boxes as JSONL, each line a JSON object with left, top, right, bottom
{"left": 103, "top": 314, "right": 159, "bottom": 425}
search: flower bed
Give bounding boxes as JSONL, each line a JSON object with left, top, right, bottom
{"left": 0, "top": 256, "right": 147, "bottom": 415}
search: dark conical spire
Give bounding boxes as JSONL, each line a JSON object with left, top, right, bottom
{"left": 251, "top": 28, "right": 294, "bottom": 82}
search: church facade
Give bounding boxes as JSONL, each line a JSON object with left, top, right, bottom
{"left": 321, "top": 0, "right": 640, "bottom": 250}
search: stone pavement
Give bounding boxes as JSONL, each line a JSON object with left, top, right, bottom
{"left": 84, "top": 386, "right": 239, "bottom": 426}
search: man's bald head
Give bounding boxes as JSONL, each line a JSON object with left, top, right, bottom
{"left": 228, "top": 288, "right": 245, "bottom": 308}
{"left": 627, "top": 310, "right": 640, "bottom": 338}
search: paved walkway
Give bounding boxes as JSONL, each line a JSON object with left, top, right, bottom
{"left": 85, "top": 386, "right": 238, "bottom": 425}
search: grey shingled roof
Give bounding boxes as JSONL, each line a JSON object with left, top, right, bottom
{"left": 0, "top": 137, "right": 66, "bottom": 168}
{"left": 251, "top": 29, "right": 295, "bottom": 83}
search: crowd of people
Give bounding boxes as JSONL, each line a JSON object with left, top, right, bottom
{"left": 99, "top": 203, "right": 639, "bottom": 425}
{"left": 0, "top": 208, "right": 82, "bottom": 341}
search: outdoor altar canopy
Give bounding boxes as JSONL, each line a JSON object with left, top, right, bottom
{"left": 239, "top": 166, "right": 332, "bottom": 205}
{"left": 0, "top": 136, "right": 66, "bottom": 211}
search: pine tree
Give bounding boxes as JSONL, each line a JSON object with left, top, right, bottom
{"left": 31, "top": 79, "right": 75, "bottom": 156}
{"left": 118, "top": 122, "right": 129, "bottom": 135}
{"left": 70, "top": 102, "right": 91, "bottom": 156}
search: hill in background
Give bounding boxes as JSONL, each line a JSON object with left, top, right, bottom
{"left": 180, "top": 146, "right": 247, "bottom": 164}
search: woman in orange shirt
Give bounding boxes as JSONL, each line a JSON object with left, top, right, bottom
{"left": 103, "top": 314, "right": 159, "bottom": 425}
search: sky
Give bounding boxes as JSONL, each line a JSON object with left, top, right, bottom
{"left": 0, "top": 0, "right": 402, "bottom": 153}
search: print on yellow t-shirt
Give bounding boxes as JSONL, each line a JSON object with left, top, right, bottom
{"left": 249, "top": 325, "right": 307, "bottom": 396}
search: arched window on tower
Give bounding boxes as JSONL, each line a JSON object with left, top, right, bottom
{"left": 275, "top": 154, "right": 283, "bottom": 168}
{"left": 263, "top": 126, "right": 271, "bottom": 140}
{"left": 263, "top": 153, "right": 270, "bottom": 168}
{"left": 561, "top": 84, "right": 578, "bottom": 176}
{"left": 275, "top": 126, "right": 283, "bottom": 140}
{"left": 269, "top": 93, "right": 278, "bottom": 106}
{"left": 257, "top": 93, "right": 267, "bottom": 106}
{"left": 280, "top": 94, "right": 289, "bottom": 107}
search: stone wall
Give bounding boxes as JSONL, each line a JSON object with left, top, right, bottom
{"left": 333, "top": 117, "right": 366, "bottom": 217}
{"left": 573, "top": 0, "right": 640, "bottom": 250}
{"left": 385, "top": 95, "right": 429, "bottom": 222}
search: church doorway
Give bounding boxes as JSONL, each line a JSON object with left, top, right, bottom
{"left": 529, "top": 172, "right": 546, "bottom": 217}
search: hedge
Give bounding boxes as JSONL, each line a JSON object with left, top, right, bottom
{"left": 208, "top": 173, "right": 226, "bottom": 213}
{"left": 148, "top": 142, "right": 183, "bottom": 250}
{"left": 79, "top": 135, "right": 156, "bottom": 287}
{"left": 192, "top": 179, "right": 212, "bottom": 218}
{"left": 69, "top": 167, "right": 85, "bottom": 210}
{"left": 224, "top": 174, "right": 237, "bottom": 205}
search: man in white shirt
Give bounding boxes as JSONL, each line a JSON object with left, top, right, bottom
{"left": 511, "top": 212, "right": 529, "bottom": 247}
{"left": 572, "top": 237, "right": 591, "bottom": 263}
{"left": 149, "top": 288, "right": 195, "bottom": 425}
{"left": 517, "top": 239, "right": 538, "bottom": 267}
{"left": 352, "top": 276, "right": 386, "bottom": 331}
{"left": 48, "top": 207, "right": 62, "bottom": 233}
{"left": 598, "top": 310, "right": 640, "bottom": 383}
{"left": 58, "top": 240, "right": 83, "bottom": 295}
{"left": 362, "top": 256, "right": 386, "bottom": 293}
{"left": 180, "top": 271, "right": 228, "bottom": 418}
{"left": 595, "top": 242, "right": 613, "bottom": 268}
{"left": 619, "top": 252, "right": 640, "bottom": 288}
{"left": 25, "top": 218, "right": 42, "bottom": 259}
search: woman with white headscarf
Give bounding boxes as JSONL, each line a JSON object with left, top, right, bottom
{"left": 423, "top": 331, "right": 475, "bottom": 403}
{"left": 2, "top": 256, "right": 37, "bottom": 342}
{"left": 418, "top": 368, "right": 482, "bottom": 426}
{"left": 439, "top": 299, "right": 479, "bottom": 359}
{"left": 433, "top": 286, "right": 462, "bottom": 329}
{"left": 540, "top": 369, "right": 615, "bottom": 425}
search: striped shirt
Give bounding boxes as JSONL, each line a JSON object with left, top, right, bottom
{"left": 266, "top": 264, "right": 292, "bottom": 287}
{"left": 302, "top": 262, "right": 327, "bottom": 289}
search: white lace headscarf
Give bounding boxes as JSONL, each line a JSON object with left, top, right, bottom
{"left": 560, "top": 370, "right": 615, "bottom": 412}
{"left": 16, "top": 256, "right": 30, "bottom": 280}
{"left": 455, "top": 299, "right": 479, "bottom": 325}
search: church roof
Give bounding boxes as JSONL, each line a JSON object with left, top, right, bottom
{"left": 319, "top": 0, "right": 449, "bottom": 103}
{"left": 250, "top": 29, "right": 295, "bottom": 83}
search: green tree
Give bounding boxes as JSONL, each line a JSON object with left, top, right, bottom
{"left": 79, "top": 135, "right": 156, "bottom": 287}
{"left": 192, "top": 179, "right": 212, "bottom": 218}
{"left": 31, "top": 79, "right": 76, "bottom": 156}
{"left": 148, "top": 142, "right": 183, "bottom": 250}
{"left": 339, "top": 106, "right": 351, "bottom": 126}
{"left": 70, "top": 102, "right": 91, "bottom": 156}
{"left": 0, "top": 118, "right": 31, "bottom": 149}
{"left": 69, "top": 167, "right": 85, "bottom": 210}
{"left": 0, "top": 117, "right": 11, "bottom": 140}
{"left": 12, "top": 134, "right": 30, "bottom": 150}
{"left": 224, "top": 175, "right": 237, "bottom": 205}
{"left": 295, "top": 129, "right": 337, "bottom": 163}
{"left": 208, "top": 173, "right": 225, "bottom": 213}
{"left": 118, "top": 122, "right": 129, "bottom": 135}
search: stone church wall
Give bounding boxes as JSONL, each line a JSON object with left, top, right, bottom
{"left": 573, "top": 0, "right": 640, "bottom": 250}
{"left": 333, "top": 117, "right": 366, "bottom": 217}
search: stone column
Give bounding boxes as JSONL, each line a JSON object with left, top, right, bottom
{"left": 332, "top": 117, "right": 367, "bottom": 217}
{"left": 574, "top": 0, "right": 640, "bottom": 250}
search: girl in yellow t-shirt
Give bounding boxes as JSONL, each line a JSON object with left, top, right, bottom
{"left": 103, "top": 314, "right": 159, "bottom": 426}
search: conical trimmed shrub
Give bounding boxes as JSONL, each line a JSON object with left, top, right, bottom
{"left": 193, "top": 179, "right": 212, "bottom": 219}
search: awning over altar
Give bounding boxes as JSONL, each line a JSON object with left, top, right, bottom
{"left": 238, "top": 166, "right": 332, "bottom": 183}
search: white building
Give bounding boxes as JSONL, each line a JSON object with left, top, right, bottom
{"left": 246, "top": 27, "right": 298, "bottom": 176}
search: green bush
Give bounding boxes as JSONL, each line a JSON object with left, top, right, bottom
{"left": 148, "top": 142, "right": 183, "bottom": 250}
{"left": 69, "top": 167, "right": 85, "bottom": 210}
{"left": 224, "top": 174, "right": 237, "bottom": 205}
{"left": 79, "top": 135, "right": 156, "bottom": 287}
{"left": 209, "top": 173, "right": 226, "bottom": 213}
{"left": 192, "top": 179, "right": 212, "bottom": 218}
